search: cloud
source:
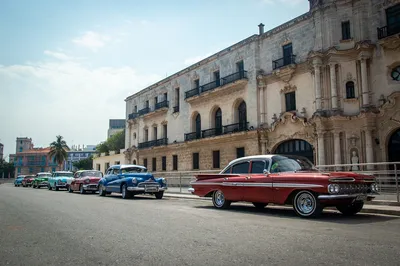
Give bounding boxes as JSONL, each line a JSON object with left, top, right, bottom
{"left": 43, "top": 50, "right": 77, "bottom": 61}
{"left": 72, "top": 31, "right": 110, "bottom": 51}
{"left": 261, "top": 0, "right": 303, "bottom": 6}
{"left": 183, "top": 53, "right": 213, "bottom": 66}
{"left": 0, "top": 57, "right": 161, "bottom": 158}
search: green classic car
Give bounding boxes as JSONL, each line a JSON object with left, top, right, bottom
{"left": 32, "top": 172, "right": 52, "bottom": 189}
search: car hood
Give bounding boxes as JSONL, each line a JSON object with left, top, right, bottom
{"left": 118, "top": 173, "right": 155, "bottom": 181}
{"left": 272, "top": 171, "right": 375, "bottom": 183}
{"left": 35, "top": 177, "right": 48, "bottom": 182}
{"left": 80, "top": 177, "right": 101, "bottom": 183}
{"left": 54, "top": 176, "right": 73, "bottom": 181}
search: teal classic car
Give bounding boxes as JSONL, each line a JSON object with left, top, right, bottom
{"left": 14, "top": 175, "right": 25, "bottom": 187}
{"left": 32, "top": 172, "right": 52, "bottom": 188}
{"left": 48, "top": 171, "right": 74, "bottom": 191}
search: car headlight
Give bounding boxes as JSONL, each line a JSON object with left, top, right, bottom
{"left": 85, "top": 178, "right": 90, "bottom": 184}
{"left": 131, "top": 177, "right": 137, "bottom": 185}
{"left": 328, "top": 184, "right": 340, "bottom": 194}
{"left": 161, "top": 178, "right": 167, "bottom": 185}
{"left": 371, "top": 183, "right": 378, "bottom": 192}
{"left": 57, "top": 179, "right": 61, "bottom": 184}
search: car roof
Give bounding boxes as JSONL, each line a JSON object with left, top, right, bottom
{"left": 54, "top": 171, "right": 73, "bottom": 173}
{"left": 75, "top": 170, "right": 101, "bottom": 173}
{"left": 110, "top": 164, "right": 147, "bottom": 170}
{"left": 226, "top": 155, "right": 275, "bottom": 166}
{"left": 37, "top": 172, "right": 51, "bottom": 174}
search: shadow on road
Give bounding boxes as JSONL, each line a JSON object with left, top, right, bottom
{"left": 194, "top": 204, "right": 399, "bottom": 224}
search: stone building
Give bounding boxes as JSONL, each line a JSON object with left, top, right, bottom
{"left": 124, "top": 0, "right": 400, "bottom": 171}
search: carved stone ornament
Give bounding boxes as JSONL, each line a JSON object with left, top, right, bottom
{"left": 161, "top": 120, "right": 168, "bottom": 125}
{"left": 272, "top": 64, "right": 296, "bottom": 83}
{"left": 280, "top": 84, "right": 297, "bottom": 94}
{"left": 192, "top": 71, "right": 199, "bottom": 80}
{"left": 348, "top": 134, "right": 359, "bottom": 147}
{"left": 378, "top": 34, "right": 400, "bottom": 51}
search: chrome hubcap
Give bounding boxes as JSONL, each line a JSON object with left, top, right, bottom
{"left": 122, "top": 187, "right": 126, "bottom": 198}
{"left": 214, "top": 191, "right": 225, "bottom": 207}
{"left": 296, "top": 193, "right": 315, "bottom": 215}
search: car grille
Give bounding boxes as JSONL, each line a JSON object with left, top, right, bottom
{"left": 87, "top": 184, "right": 98, "bottom": 189}
{"left": 338, "top": 184, "right": 371, "bottom": 194}
{"left": 138, "top": 182, "right": 159, "bottom": 188}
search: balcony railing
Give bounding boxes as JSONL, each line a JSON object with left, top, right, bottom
{"left": 185, "top": 71, "right": 248, "bottom": 100}
{"left": 173, "top": 106, "right": 180, "bottom": 113}
{"left": 49, "top": 162, "right": 58, "bottom": 166}
{"left": 377, "top": 25, "right": 400, "bottom": 40}
{"left": 184, "top": 122, "right": 249, "bottom": 142}
{"left": 128, "top": 113, "right": 139, "bottom": 120}
{"left": 155, "top": 100, "right": 169, "bottom": 110}
{"left": 27, "top": 161, "right": 46, "bottom": 166}
{"left": 138, "top": 107, "right": 151, "bottom": 116}
{"left": 223, "top": 122, "right": 249, "bottom": 134}
{"left": 272, "top": 54, "right": 296, "bottom": 70}
{"left": 185, "top": 87, "right": 200, "bottom": 99}
{"left": 138, "top": 138, "right": 168, "bottom": 149}
{"left": 14, "top": 161, "right": 23, "bottom": 166}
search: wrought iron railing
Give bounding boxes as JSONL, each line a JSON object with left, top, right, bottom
{"left": 184, "top": 132, "right": 201, "bottom": 141}
{"left": 377, "top": 25, "right": 400, "bottom": 40}
{"left": 138, "top": 107, "right": 151, "bottom": 116}
{"left": 272, "top": 54, "right": 296, "bottom": 70}
{"left": 185, "top": 87, "right": 200, "bottom": 99}
{"left": 128, "top": 113, "right": 139, "bottom": 120}
{"left": 27, "top": 161, "right": 46, "bottom": 166}
{"left": 138, "top": 138, "right": 168, "bottom": 149}
{"left": 155, "top": 100, "right": 169, "bottom": 110}
{"left": 202, "top": 127, "right": 223, "bottom": 138}
{"left": 223, "top": 122, "right": 249, "bottom": 134}
{"left": 220, "top": 70, "right": 248, "bottom": 86}
{"left": 173, "top": 106, "right": 180, "bottom": 113}
{"left": 201, "top": 80, "right": 220, "bottom": 93}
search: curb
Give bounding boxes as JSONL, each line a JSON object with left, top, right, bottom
{"left": 164, "top": 193, "right": 400, "bottom": 217}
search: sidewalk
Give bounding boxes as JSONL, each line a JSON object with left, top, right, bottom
{"left": 164, "top": 192, "right": 400, "bottom": 217}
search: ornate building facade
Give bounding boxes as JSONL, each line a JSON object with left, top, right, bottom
{"left": 124, "top": 0, "right": 400, "bottom": 171}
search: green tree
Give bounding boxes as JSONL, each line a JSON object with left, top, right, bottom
{"left": 73, "top": 156, "right": 93, "bottom": 170}
{"left": 48, "top": 135, "right": 70, "bottom": 170}
{"left": 96, "top": 130, "right": 125, "bottom": 154}
{"left": 0, "top": 159, "right": 15, "bottom": 178}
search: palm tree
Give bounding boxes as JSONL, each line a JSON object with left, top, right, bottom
{"left": 48, "top": 135, "right": 69, "bottom": 171}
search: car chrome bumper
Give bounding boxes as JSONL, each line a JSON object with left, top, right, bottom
{"left": 83, "top": 184, "right": 99, "bottom": 190}
{"left": 127, "top": 186, "right": 167, "bottom": 192}
{"left": 318, "top": 194, "right": 376, "bottom": 200}
{"left": 188, "top": 188, "right": 195, "bottom": 194}
{"left": 38, "top": 182, "right": 48, "bottom": 186}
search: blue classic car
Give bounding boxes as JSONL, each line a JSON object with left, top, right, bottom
{"left": 98, "top": 164, "right": 167, "bottom": 199}
{"left": 14, "top": 175, "right": 25, "bottom": 187}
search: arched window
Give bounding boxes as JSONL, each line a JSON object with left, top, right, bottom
{"left": 133, "top": 160, "right": 137, "bottom": 165}
{"left": 346, "top": 81, "right": 355, "bottom": 99}
{"left": 215, "top": 108, "right": 222, "bottom": 135}
{"left": 238, "top": 101, "right": 247, "bottom": 130}
{"left": 195, "top": 114, "right": 201, "bottom": 139}
{"left": 391, "top": 65, "right": 400, "bottom": 81}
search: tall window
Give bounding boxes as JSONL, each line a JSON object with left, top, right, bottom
{"left": 154, "top": 96, "right": 158, "bottom": 108}
{"left": 193, "top": 153, "right": 199, "bottom": 170}
{"left": 173, "top": 155, "right": 178, "bottom": 171}
{"left": 214, "top": 71, "right": 220, "bottom": 86}
{"left": 134, "top": 105, "right": 137, "bottom": 113}
{"left": 215, "top": 108, "right": 222, "bottom": 135}
{"left": 195, "top": 114, "right": 201, "bottom": 138}
{"left": 283, "top": 43, "right": 293, "bottom": 66}
{"left": 174, "top": 87, "right": 180, "bottom": 112}
{"left": 163, "top": 124, "right": 168, "bottom": 139}
{"left": 164, "top": 92, "right": 168, "bottom": 101}
{"left": 144, "top": 129, "right": 149, "bottom": 142}
{"left": 162, "top": 156, "right": 166, "bottom": 171}
{"left": 143, "top": 158, "right": 147, "bottom": 168}
{"left": 238, "top": 101, "right": 247, "bottom": 130}
{"left": 236, "top": 60, "right": 244, "bottom": 72}
{"left": 346, "top": 81, "right": 355, "bottom": 99}
{"left": 153, "top": 126, "right": 158, "bottom": 140}
{"left": 341, "top": 21, "right": 351, "bottom": 40}
{"left": 145, "top": 100, "right": 149, "bottom": 108}
{"left": 237, "top": 147, "right": 245, "bottom": 158}
{"left": 386, "top": 4, "right": 400, "bottom": 35}
{"left": 194, "top": 79, "right": 200, "bottom": 89}
{"left": 213, "top": 150, "right": 220, "bottom": 169}
{"left": 285, "top": 92, "right": 296, "bottom": 112}
{"left": 152, "top": 157, "right": 156, "bottom": 171}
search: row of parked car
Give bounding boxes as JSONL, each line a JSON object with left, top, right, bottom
{"left": 14, "top": 164, "right": 168, "bottom": 199}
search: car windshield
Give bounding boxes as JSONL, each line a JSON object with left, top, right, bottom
{"left": 270, "top": 155, "right": 317, "bottom": 173}
{"left": 81, "top": 171, "right": 103, "bottom": 177}
{"left": 54, "top": 173, "right": 73, "bottom": 177}
{"left": 38, "top": 174, "right": 51, "bottom": 177}
{"left": 121, "top": 167, "right": 147, "bottom": 174}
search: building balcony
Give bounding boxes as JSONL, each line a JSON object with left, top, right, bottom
{"left": 128, "top": 112, "right": 139, "bottom": 120}
{"left": 138, "top": 138, "right": 168, "bottom": 149}
{"left": 155, "top": 100, "right": 169, "bottom": 110}
{"left": 14, "top": 161, "right": 23, "bottom": 167}
{"left": 377, "top": 25, "right": 400, "bottom": 40}
{"left": 272, "top": 55, "right": 296, "bottom": 70}
{"left": 138, "top": 107, "right": 151, "bottom": 116}
{"left": 184, "top": 122, "right": 249, "bottom": 142}
{"left": 185, "top": 70, "right": 248, "bottom": 101}
{"left": 173, "top": 106, "right": 180, "bottom": 113}
{"left": 49, "top": 162, "right": 58, "bottom": 166}
{"left": 27, "top": 161, "right": 46, "bottom": 166}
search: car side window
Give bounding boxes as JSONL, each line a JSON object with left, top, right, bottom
{"left": 251, "top": 161, "right": 266, "bottom": 174}
{"left": 231, "top": 162, "right": 250, "bottom": 174}
{"left": 222, "top": 167, "right": 231, "bottom": 174}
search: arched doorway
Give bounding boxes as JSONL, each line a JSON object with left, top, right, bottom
{"left": 388, "top": 129, "right": 400, "bottom": 163}
{"left": 274, "top": 139, "right": 314, "bottom": 163}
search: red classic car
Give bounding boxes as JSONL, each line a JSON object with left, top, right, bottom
{"left": 21, "top": 175, "right": 36, "bottom": 187}
{"left": 188, "top": 155, "right": 379, "bottom": 218}
{"left": 68, "top": 170, "right": 103, "bottom": 194}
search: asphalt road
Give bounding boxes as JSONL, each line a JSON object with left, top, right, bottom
{"left": 1, "top": 184, "right": 400, "bottom": 266}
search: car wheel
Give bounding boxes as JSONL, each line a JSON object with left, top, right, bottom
{"left": 14, "top": 184, "right": 17, "bottom": 187}
{"left": 293, "top": 190, "right": 322, "bottom": 218}
{"left": 68, "top": 185, "right": 73, "bottom": 193}
{"left": 155, "top": 191, "right": 164, "bottom": 199}
{"left": 252, "top": 202, "right": 268, "bottom": 209}
{"left": 336, "top": 201, "right": 364, "bottom": 216}
{"left": 212, "top": 190, "right": 231, "bottom": 209}
{"left": 48, "top": 184, "right": 52, "bottom": 190}
{"left": 98, "top": 185, "right": 106, "bottom": 196}
{"left": 121, "top": 184, "right": 132, "bottom": 199}
{"left": 79, "top": 185, "right": 85, "bottom": 194}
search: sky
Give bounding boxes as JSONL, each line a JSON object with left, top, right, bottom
{"left": 0, "top": 0, "right": 309, "bottom": 161}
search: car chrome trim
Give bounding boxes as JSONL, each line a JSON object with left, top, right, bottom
{"left": 318, "top": 194, "right": 376, "bottom": 200}
{"left": 188, "top": 188, "right": 195, "bottom": 193}
{"left": 190, "top": 181, "right": 324, "bottom": 188}
{"left": 329, "top": 178, "right": 355, "bottom": 182}
{"left": 127, "top": 187, "right": 167, "bottom": 192}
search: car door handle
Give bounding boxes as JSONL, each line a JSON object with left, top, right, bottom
{"left": 245, "top": 176, "right": 251, "bottom": 180}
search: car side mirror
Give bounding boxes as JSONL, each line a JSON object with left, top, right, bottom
{"left": 263, "top": 169, "right": 270, "bottom": 175}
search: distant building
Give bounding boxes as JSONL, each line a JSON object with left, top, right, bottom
{"left": 16, "top": 137, "right": 33, "bottom": 153}
{"left": 0, "top": 143, "right": 3, "bottom": 161}
{"left": 9, "top": 154, "right": 16, "bottom": 163}
{"left": 14, "top": 147, "right": 60, "bottom": 176}
{"left": 108, "top": 119, "right": 125, "bottom": 139}
{"left": 64, "top": 144, "right": 96, "bottom": 171}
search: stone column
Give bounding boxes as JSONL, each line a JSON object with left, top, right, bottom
{"left": 317, "top": 132, "right": 325, "bottom": 167}
{"left": 313, "top": 59, "right": 322, "bottom": 111}
{"left": 333, "top": 131, "right": 342, "bottom": 169}
{"left": 360, "top": 56, "right": 370, "bottom": 107}
{"left": 259, "top": 86, "right": 265, "bottom": 124}
{"left": 365, "top": 129, "right": 374, "bottom": 170}
{"left": 329, "top": 63, "right": 338, "bottom": 109}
